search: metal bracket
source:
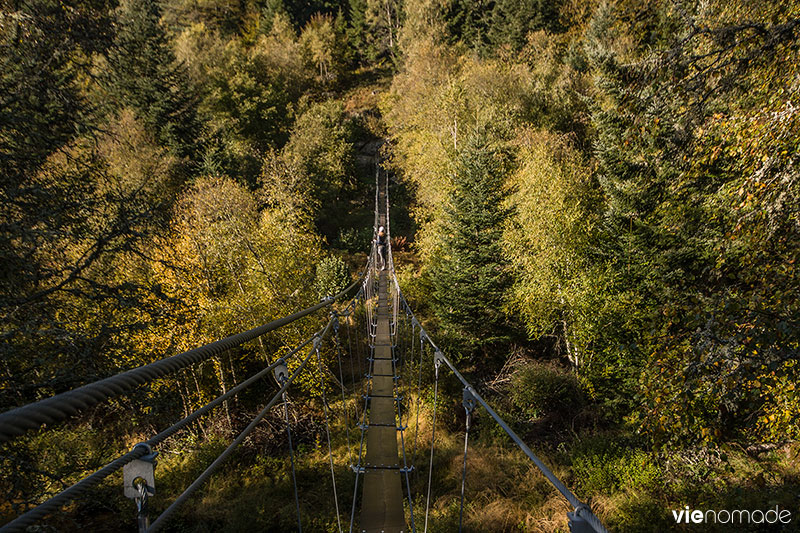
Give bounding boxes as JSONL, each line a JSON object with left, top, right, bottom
{"left": 273, "top": 359, "right": 289, "bottom": 383}
{"left": 462, "top": 387, "right": 478, "bottom": 414}
{"left": 433, "top": 350, "right": 445, "bottom": 368}
{"left": 568, "top": 508, "right": 595, "bottom": 533}
{"left": 123, "top": 444, "right": 157, "bottom": 499}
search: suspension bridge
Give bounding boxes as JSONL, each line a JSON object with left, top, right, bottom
{"left": 0, "top": 168, "right": 608, "bottom": 533}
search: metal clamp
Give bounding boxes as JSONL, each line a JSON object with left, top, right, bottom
{"left": 434, "top": 350, "right": 445, "bottom": 368}
{"left": 123, "top": 443, "right": 158, "bottom": 533}
{"left": 462, "top": 387, "right": 477, "bottom": 414}
{"left": 273, "top": 359, "right": 289, "bottom": 383}
{"left": 568, "top": 506, "right": 595, "bottom": 533}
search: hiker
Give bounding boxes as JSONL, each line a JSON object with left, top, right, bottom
{"left": 376, "top": 226, "right": 387, "bottom": 271}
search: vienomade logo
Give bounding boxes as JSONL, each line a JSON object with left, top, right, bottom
{"left": 671, "top": 506, "right": 792, "bottom": 525}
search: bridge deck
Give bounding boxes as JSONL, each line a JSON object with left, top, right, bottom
{"left": 360, "top": 267, "right": 406, "bottom": 530}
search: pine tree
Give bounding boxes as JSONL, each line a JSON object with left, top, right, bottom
{"left": 487, "top": 0, "right": 563, "bottom": 51}
{"left": 431, "top": 130, "right": 513, "bottom": 360}
{"left": 261, "top": 0, "right": 291, "bottom": 34}
{"left": 106, "top": 0, "right": 199, "bottom": 162}
{"left": 0, "top": 0, "right": 113, "bottom": 306}
{"left": 348, "top": 0, "right": 369, "bottom": 63}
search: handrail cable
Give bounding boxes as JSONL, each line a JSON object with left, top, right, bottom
{"left": 0, "top": 331, "right": 321, "bottom": 533}
{"left": 390, "top": 270, "right": 608, "bottom": 533}
{"left": 148, "top": 318, "right": 336, "bottom": 532}
{"left": 0, "top": 277, "right": 363, "bottom": 444}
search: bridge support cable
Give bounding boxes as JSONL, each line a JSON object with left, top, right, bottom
{"left": 395, "top": 379, "right": 417, "bottom": 532}
{"left": 422, "top": 356, "right": 441, "bottom": 533}
{"left": 2, "top": 279, "right": 367, "bottom": 532}
{"left": 0, "top": 332, "right": 318, "bottom": 533}
{"left": 282, "top": 390, "right": 303, "bottom": 533}
{"left": 315, "top": 337, "right": 344, "bottom": 533}
{"left": 148, "top": 319, "right": 336, "bottom": 532}
{"left": 0, "top": 277, "right": 363, "bottom": 444}
{"left": 344, "top": 307, "right": 361, "bottom": 425}
{"left": 333, "top": 314, "right": 355, "bottom": 466}
{"left": 458, "top": 389, "right": 477, "bottom": 532}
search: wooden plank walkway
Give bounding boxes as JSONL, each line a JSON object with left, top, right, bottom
{"left": 360, "top": 208, "right": 406, "bottom": 531}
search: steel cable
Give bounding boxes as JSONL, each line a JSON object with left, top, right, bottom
{"left": 458, "top": 406, "right": 472, "bottom": 532}
{"left": 0, "top": 333, "right": 319, "bottom": 533}
{"left": 315, "top": 340, "right": 343, "bottom": 533}
{"left": 148, "top": 319, "right": 334, "bottom": 532}
{"left": 422, "top": 358, "right": 440, "bottom": 533}
{"left": 332, "top": 316, "right": 354, "bottom": 466}
{"left": 392, "top": 337, "right": 417, "bottom": 533}
{"left": 0, "top": 278, "right": 362, "bottom": 444}
{"left": 283, "top": 390, "right": 303, "bottom": 533}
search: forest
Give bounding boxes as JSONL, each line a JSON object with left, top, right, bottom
{"left": 1, "top": 0, "right": 799, "bottom": 531}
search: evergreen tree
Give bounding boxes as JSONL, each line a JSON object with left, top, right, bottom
{"left": 443, "top": 0, "right": 491, "bottom": 52}
{"left": 0, "top": 0, "right": 113, "bottom": 307}
{"left": 347, "top": 0, "right": 369, "bottom": 62}
{"left": 106, "top": 0, "right": 199, "bottom": 162}
{"left": 487, "top": 0, "right": 563, "bottom": 50}
{"left": 260, "top": 0, "right": 291, "bottom": 33}
{"left": 431, "top": 130, "right": 513, "bottom": 361}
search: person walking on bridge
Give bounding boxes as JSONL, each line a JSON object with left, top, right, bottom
{"left": 376, "top": 226, "right": 387, "bottom": 271}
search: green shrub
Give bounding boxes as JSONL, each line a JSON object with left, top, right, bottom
{"left": 313, "top": 256, "right": 350, "bottom": 299}
{"left": 510, "top": 361, "right": 584, "bottom": 419}
{"left": 571, "top": 441, "right": 662, "bottom": 495}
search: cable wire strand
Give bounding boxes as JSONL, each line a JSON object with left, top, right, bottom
{"left": 147, "top": 319, "right": 336, "bottom": 532}
{"left": 283, "top": 391, "right": 303, "bottom": 533}
{"left": 315, "top": 341, "right": 343, "bottom": 533}
{"left": 0, "top": 278, "right": 362, "bottom": 444}
{"left": 423, "top": 359, "right": 440, "bottom": 533}
{"left": 458, "top": 407, "right": 472, "bottom": 532}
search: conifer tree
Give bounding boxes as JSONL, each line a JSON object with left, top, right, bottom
{"left": 348, "top": 0, "right": 369, "bottom": 63}
{"left": 431, "top": 130, "right": 513, "bottom": 360}
{"left": 106, "top": 0, "right": 199, "bottom": 162}
{"left": 261, "top": 0, "right": 291, "bottom": 33}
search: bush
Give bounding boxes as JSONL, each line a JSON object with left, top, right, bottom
{"left": 510, "top": 361, "right": 584, "bottom": 419}
{"left": 572, "top": 442, "right": 662, "bottom": 495}
{"left": 313, "top": 255, "right": 350, "bottom": 299}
